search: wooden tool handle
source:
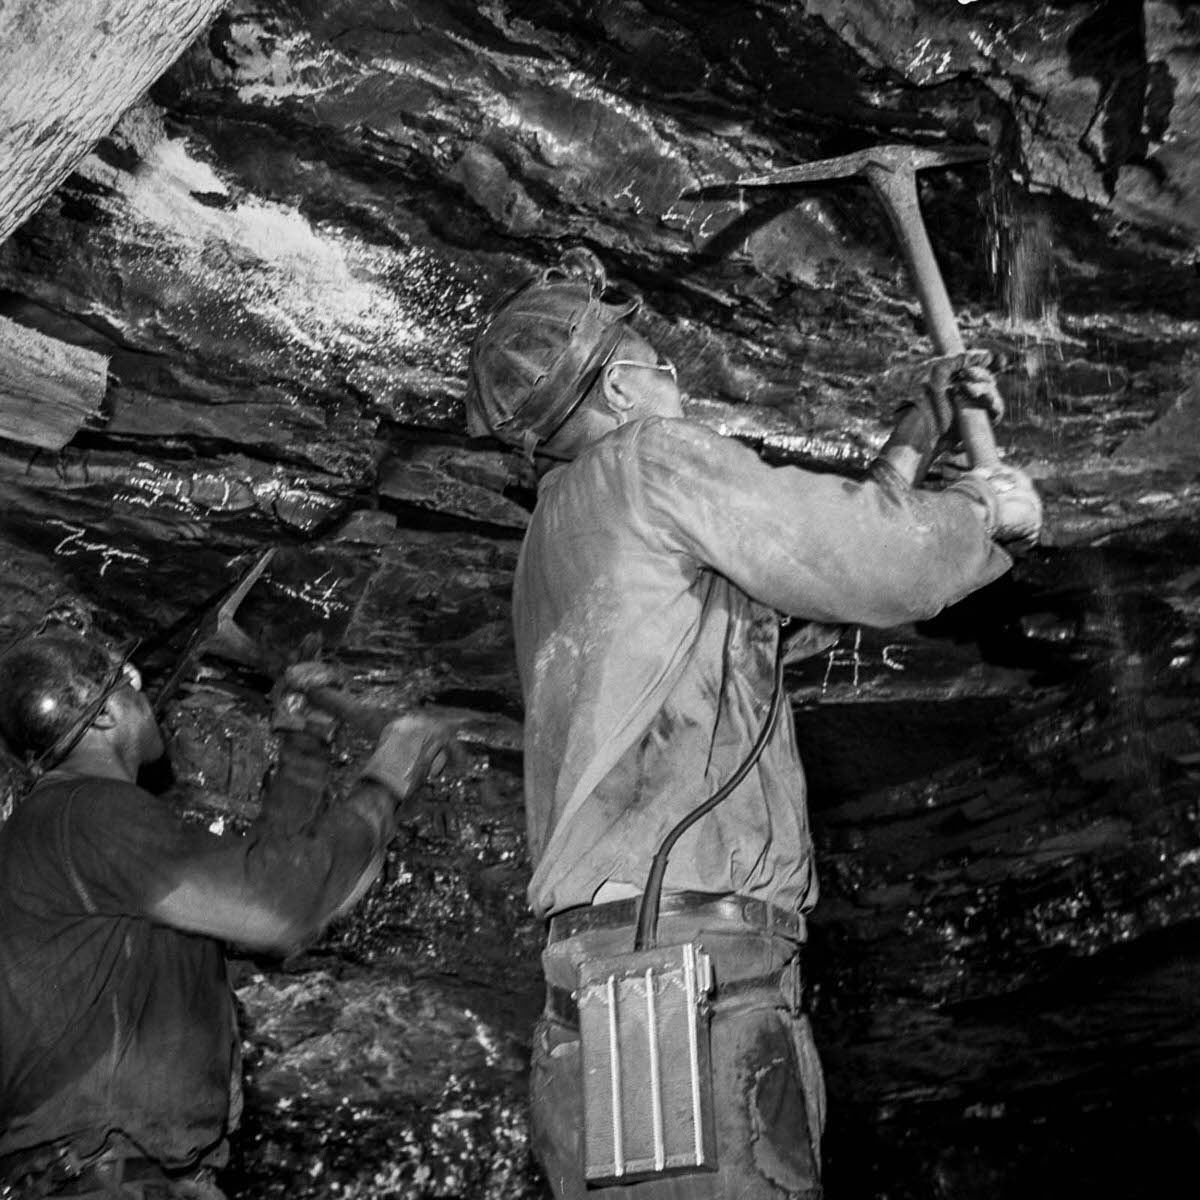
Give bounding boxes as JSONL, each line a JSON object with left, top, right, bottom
{"left": 863, "top": 161, "right": 1001, "bottom": 471}
{"left": 305, "top": 686, "right": 391, "bottom": 739}
{"left": 300, "top": 686, "right": 521, "bottom": 761}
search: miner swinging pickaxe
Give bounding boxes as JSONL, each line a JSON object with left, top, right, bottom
{"left": 698, "top": 142, "right": 1001, "bottom": 477}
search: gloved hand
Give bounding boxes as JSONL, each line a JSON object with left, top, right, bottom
{"left": 359, "top": 712, "right": 461, "bottom": 798}
{"left": 270, "top": 661, "right": 344, "bottom": 738}
{"left": 898, "top": 349, "right": 1005, "bottom": 446}
{"left": 951, "top": 463, "right": 1044, "bottom": 552}
{"left": 935, "top": 349, "right": 1005, "bottom": 425}
{"left": 881, "top": 350, "right": 1006, "bottom": 486}
{"left": 283, "top": 661, "right": 345, "bottom": 693}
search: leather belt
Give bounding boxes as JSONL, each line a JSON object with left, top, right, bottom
{"left": 546, "top": 890, "right": 806, "bottom": 946}
{"left": 547, "top": 957, "right": 804, "bottom": 1028}
{"left": 544, "top": 891, "right": 807, "bottom": 1029}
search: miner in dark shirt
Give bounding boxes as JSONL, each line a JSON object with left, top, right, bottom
{"left": 0, "top": 623, "right": 454, "bottom": 1198}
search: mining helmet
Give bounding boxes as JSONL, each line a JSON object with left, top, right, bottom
{"left": 465, "top": 247, "right": 641, "bottom": 454}
{"left": 0, "top": 606, "right": 137, "bottom": 771}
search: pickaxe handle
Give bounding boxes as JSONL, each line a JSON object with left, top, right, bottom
{"left": 301, "top": 686, "right": 523, "bottom": 758}
{"left": 303, "top": 686, "right": 391, "bottom": 740}
{"left": 863, "top": 162, "right": 1001, "bottom": 471}
{"left": 153, "top": 548, "right": 276, "bottom": 716}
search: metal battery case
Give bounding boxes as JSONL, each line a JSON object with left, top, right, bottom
{"left": 577, "top": 941, "right": 716, "bottom": 1186}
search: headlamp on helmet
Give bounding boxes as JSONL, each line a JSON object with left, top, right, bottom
{"left": 0, "top": 603, "right": 137, "bottom": 773}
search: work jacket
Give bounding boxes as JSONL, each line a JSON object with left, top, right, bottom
{"left": 0, "top": 743, "right": 397, "bottom": 1179}
{"left": 514, "top": 416, "right": 1012, "bottom": 919}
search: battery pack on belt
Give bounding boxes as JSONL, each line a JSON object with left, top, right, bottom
{"left": 578, "top": 941, "right": 717, "bottom": 1187}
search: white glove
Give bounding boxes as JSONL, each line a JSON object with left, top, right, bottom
{"left": 914, "top": 349, "right": 1005, "bottom": 439}
{"left": 936, "top": 349, "right": 1005, "bottom": 424}
{"left": 359, "top": 713, "right": 460, "bottom": 797}
{"left": 951, "top": 464, "right": 1043, "bottom": 552}
{"left": 886, "top": 351, "right": 1006, "bottom": 482}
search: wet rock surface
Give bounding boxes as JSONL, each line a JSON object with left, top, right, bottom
{"left": 2, "top": 2, "right": 1199, "bottom": 1197}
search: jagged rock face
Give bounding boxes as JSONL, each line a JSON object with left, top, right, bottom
{"left": 1, "top": 3, "right": 1199, "bottom": 1198}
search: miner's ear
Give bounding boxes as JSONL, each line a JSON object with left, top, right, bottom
{"left": 91, "top": 694, "right": 122, "bottom": 731}
{"left": 94, "top": 682, "right": 139, "bottom": 732}
{"left": 600, "top": 362, "right": 637, "bottom": 414}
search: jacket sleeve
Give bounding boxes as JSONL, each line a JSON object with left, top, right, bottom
{"left": 633, "top": 418, "right": 1012, "bottom": 628}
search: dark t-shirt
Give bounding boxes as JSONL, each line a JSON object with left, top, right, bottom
{"left": 0, "top": 775, "right": 238, "bottom": 1171}
{"left": 0, "top": 752, "right": 390, "bottom": 1178}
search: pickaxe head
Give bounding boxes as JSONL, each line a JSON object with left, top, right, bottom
{"left": 679, "top": 139, "right": 1002, "bottom": 470}
{"left": 683, "top": 142, "right": 988, "bottom": 198}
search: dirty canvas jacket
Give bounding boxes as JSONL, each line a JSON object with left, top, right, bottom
{"left": 514, "top": 416, "right": 1011, "bottom": 919}
{"left": 0, "top": 759, "right": 394, "bottom": 1177}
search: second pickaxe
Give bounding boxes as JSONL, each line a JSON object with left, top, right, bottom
{"left": 153, "top": 548, "right": 276, "bottom": 716}
{"left": 702, "top": 142, "right": 1001, "bottom": 471}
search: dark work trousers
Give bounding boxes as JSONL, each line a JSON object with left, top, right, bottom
{"left": 532, "top": 903, "right": 825, "bottom": 1200}
{"left": 50, "top": 1178, "right": 226, "bottom": 1200}
{"left": 9, "top": 1160, "right": 228, "bottom": 1200}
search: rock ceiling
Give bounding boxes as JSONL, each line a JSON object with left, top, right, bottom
{"left": 1, "top": 2, "right": 1199, "bottom": 1197}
